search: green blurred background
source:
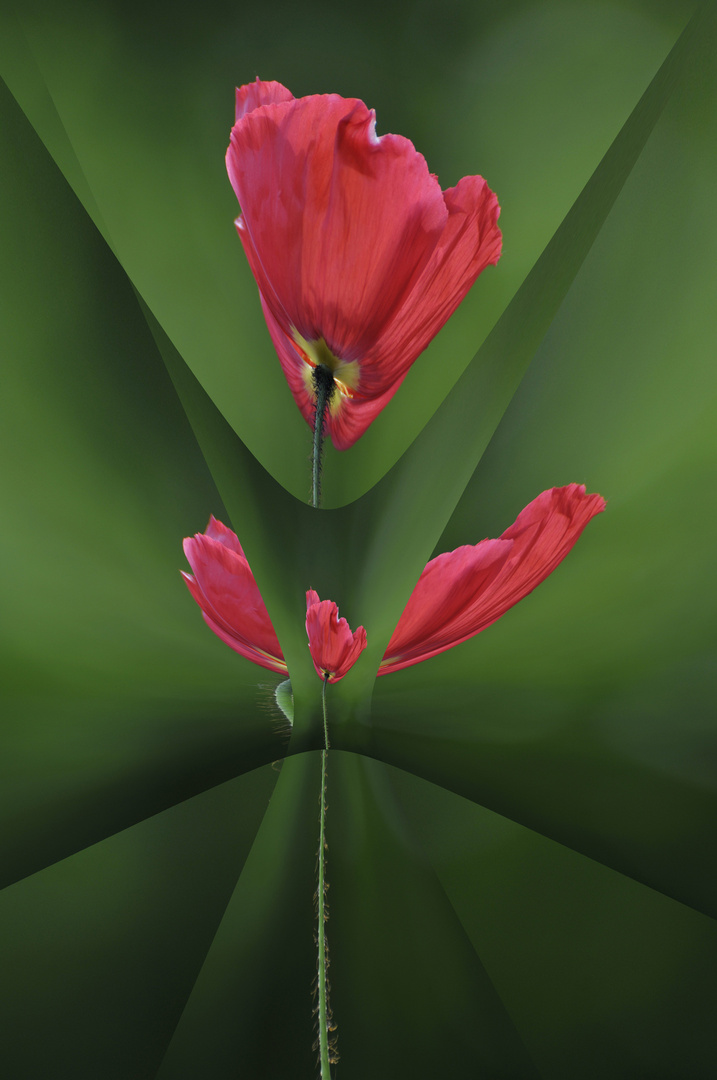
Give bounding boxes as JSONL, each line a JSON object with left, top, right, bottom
{"left": 1, "top": 0, "right": 716, "bottom": 1076}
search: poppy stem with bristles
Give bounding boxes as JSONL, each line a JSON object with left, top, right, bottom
{"left": 311, "top": 365, "right": 335, "bottom": 509}
{"left": 316, "top": 675, "right": 335, "bottom": 1078}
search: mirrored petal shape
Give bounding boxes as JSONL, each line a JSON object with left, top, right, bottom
{"left": 182, "top": 519, "right": 287, "bottom": 675}
{"left": 380, "top": 485, "right": 606, "bottom": 673}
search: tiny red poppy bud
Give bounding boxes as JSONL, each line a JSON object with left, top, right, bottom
{"left": 305, "top": 590, "right": 368, "bottom": 683}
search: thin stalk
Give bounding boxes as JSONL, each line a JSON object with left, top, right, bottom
{"left": 316, "top": 675, "right": 333, "bottom": 1078}
{"left": 321, "top": 673, "right": 330, "bottom": 752}
{"left": 311, "top": 365, "right": 335, "bottom": 509}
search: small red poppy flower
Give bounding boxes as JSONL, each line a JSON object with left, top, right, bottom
{"left": 379, "top": 484, "right": 606, "bottom": 674}
{"left": 305, "top": 590, "right": 368, "bottom": 682}
{"left": 226, "top": 78, "right": 502, "bottom": 449}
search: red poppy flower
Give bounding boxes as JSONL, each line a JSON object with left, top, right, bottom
{"left": 182, "top": 485, "right": 604, "bottom": 683}
{"left": 182, "top": 518, "right": 366, "bottom": 682}
{"left": 379, "top": 484, "right": 606, "bottom": 674}
{"left": 305, "top": 590, "right": 368, "bottom": 682}
{"left": 226, "top": 78, "right": 502, "bottom": 449}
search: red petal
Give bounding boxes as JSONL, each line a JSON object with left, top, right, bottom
{"left": 380, "top": 538, "right": 512, "bottom": 669}
{"left": 365, "top": 175, "right": 502, "bottom": 381}
{"left": 323, "top": 380, "right": 409, "bottom": 451}
{"left": 182, "top": 526, "right": 284, "bottom": 667}
{"left": 203, "top": 514, "right": 246, "bottom": 557}
{"left": 235, "top": 79, "right": 294, "bottom": 122}
{"left": 255, "top": 291, "right": 314, "bottom": 429}
{"left": 305, "top": 590, "right": 367, "bottom": 682}
{"left": 380, "top": 485, "right": 605, "bottom": 674}
{"left": 227, "top": 98, "right": 447, "bottom": 339}
{"left": 199, "top": 609, "right": 288, "bottom": 675}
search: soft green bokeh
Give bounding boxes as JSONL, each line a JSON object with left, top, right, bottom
{"left": 1, "top": 0, "right": 715, "bottom": 1076}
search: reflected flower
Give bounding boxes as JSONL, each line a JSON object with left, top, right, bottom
{"left": 182, "top": 486, "right": 603, "bottom": 683}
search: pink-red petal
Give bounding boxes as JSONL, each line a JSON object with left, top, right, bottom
{"left": 305, "top": 590, "right": 367, "bottom": 682}
{"left": 198, "top": 608, "right": 288, "bottom": 675}
{"left": 380, "top": 485, "right": 605, "bottom": 674}
{"left": 203, "top": 513, "right": 246, "bottom": 557}
{"left": 227, "top": 93, "right": 447, "bottom": 356}
{"left": 235, "top": 78, "right": 294, "bottom": 122}
{"left": 182, "top": 525, "right": 284, "bottom": 667}
{"left": 380, "top": 538, "right": 513, "bottom": 669}
{"left": 364, "top": 175, "right": 502, "bottom": 382}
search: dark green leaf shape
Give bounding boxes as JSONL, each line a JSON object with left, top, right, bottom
{"left": 0, "top": 76, "right": 285, "bottom": 884}
{"left": 154, "top": 754, "right": 322, "bottom": 1079}
{"left": 0, "top": 698, "right": 283, "bottom": 891}
{"left": 361, "top": 691, "right": 717, "bottom": 918}
{"left": 393, "top": 766, "right": 717, "bottom": 1079}
{"left": 0, "top": 766, "right": 278, "bottom": 1079}
{"left": 155, "top": 751, "right": 542, "bottom": 1079}
{"left": 353, "top": 2, "right": 717, "bottom": 923}
{"left": 324, "top": 752, "right": 542, "bottom": 1079}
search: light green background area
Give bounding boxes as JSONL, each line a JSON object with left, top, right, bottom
{"left": 1, "top": 0, "right": 716, "bottom": 1076}
{"left": 0, "top": 0, "right": 695, "bottom": 505}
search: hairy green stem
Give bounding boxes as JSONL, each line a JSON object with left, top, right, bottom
{"left": 311, "top": 365, "right": 335, "bottom": 509}
{"left": 312, "top": 367, "right": 336, "bottom": 1073}
{"left": 316, "top": 676, "right": 333, "bottom": 1078}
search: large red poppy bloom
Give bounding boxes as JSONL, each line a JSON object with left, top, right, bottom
{"left": 226, "top": 79, "right": 502, "bottom": 449}
{"left": 182, "top": 486, "right": 604, "bottom": 682}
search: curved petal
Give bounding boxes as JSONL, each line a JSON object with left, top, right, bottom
{"left": 203, "top": 513, "right": 246, "bottom": 557}
{"left": 255, "top": 288, "right": 314, "bottom": 430}
{"left": 365, "top": 175, "right": 502, "bottom": 381}
{"left": 380, "top": 538, "right": 513, "bottom": 670}
{"left": 235, "top": 78, "right": 294, "bottom": 122}
{"left": 380, "top": 485, "right": 605, "bottom": 674}
{"left": 198, "top": 608, "right": 288, "bottom": 675}
{"left": 323, "top": 379, "right": 409, "bottom": 451}
{"left": 182, "top": 524, "right": 284, "bottom": 667}
{"left": 227, "top": 92, "right": 447, "bottom": 359}
{"left": 305, "top": 590, "right": 367, "bottom": 682}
